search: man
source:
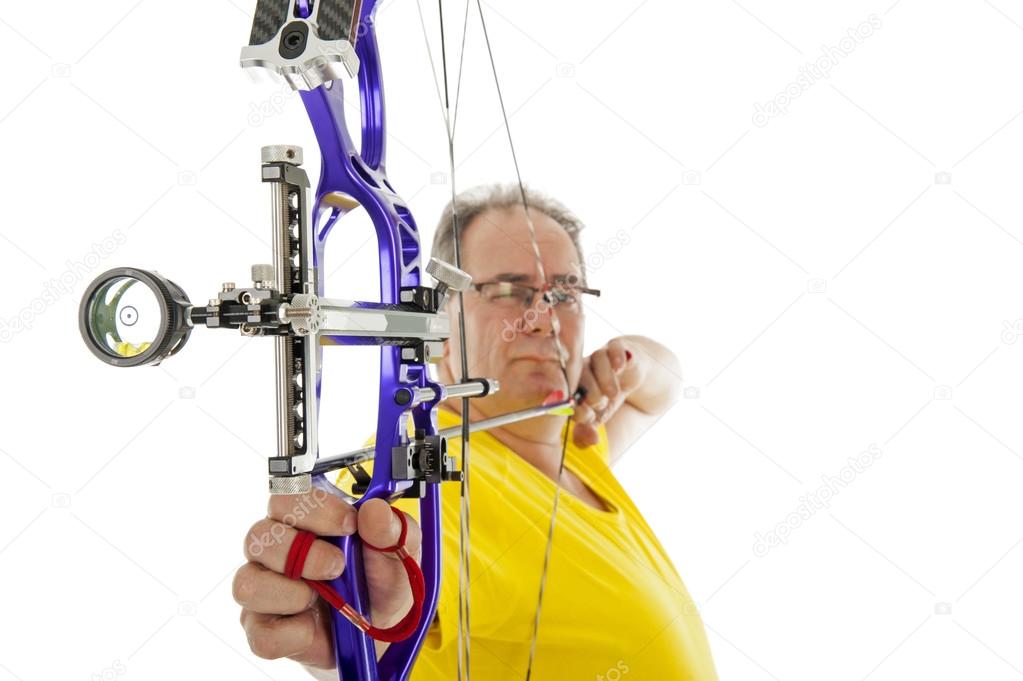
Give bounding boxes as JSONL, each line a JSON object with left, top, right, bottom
{"left": 233, "top": 185, "right": 718, "bottom": 679}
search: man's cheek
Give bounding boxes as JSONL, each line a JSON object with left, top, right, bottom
{"left": 475, "top": 308, "right": 521, "bottom": 345}
{"left": 560, "top": 317, "right": 585, "bottom": 353}
{"left": 499, "top": 317, "right": 520, "bottom": 343}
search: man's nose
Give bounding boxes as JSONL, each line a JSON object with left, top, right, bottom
{"left": 525, "top": 306, "right": 556, "bottom": 336}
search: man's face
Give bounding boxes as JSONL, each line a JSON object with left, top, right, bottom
{"left": 441, "top": 205, "right": 585, "bottom": 414}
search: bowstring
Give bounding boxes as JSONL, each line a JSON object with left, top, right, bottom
{"left": 414, "top": 1, "right": 474, "bottom": 678}
{"left": 417, "top": 2, "right": 575, "bottom": 679}
{"left": 472, "top": 3, "right": 575, "bottom": 679}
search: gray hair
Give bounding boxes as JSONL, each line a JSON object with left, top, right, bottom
{"left": 430, "top": 184, "right": 587, "bottom": 285}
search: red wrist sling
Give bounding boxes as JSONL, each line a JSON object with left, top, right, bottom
{"left": 284, "top": 506, "right": 425, "bottom": 643}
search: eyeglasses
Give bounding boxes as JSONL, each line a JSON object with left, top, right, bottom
{"left": 470, "top": 279, "right": 601, "bottom": 312}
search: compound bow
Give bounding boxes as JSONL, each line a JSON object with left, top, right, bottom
{"left": 78, "top": 2, "right": 582, "bottom": 679}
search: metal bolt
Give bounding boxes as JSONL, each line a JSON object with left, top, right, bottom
{"left": 427, "top": 257, "right": 472, "bottom": 292}
{"left": 261, "top": 145, "right": 304, "bottom": 165}
{"left": 251, "top": 263, "right": 274, "bottom": 287}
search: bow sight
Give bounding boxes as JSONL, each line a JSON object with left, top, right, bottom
{"left": 78, "top": 144, "right": 494, "bottom": 497}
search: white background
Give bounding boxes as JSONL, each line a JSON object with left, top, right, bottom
{"left": 1, "top": 0, "right": 1022, "bottom": 679}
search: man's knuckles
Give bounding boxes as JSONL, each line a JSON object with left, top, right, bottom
{"left": 244, "top": 518, "right": 345, "bottom": 580}
{"left": 267, "top": 490, "right": 357, "bottom": 536}
{"left": 357, "top": 500, "right": 421, "bottom": 555}
{"left": 244, "top": 611, "right": 316, "bottom": 660}
{"left": 232, "top": 563, "right": 318, "bottom": 614}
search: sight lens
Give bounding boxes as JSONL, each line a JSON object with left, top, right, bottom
{"left": 79, "top": 268, "right": 192, "bottom": 367}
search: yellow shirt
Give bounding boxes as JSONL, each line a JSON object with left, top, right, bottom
{"left": 340, "top": 409, "right": 718, "bottom": 680}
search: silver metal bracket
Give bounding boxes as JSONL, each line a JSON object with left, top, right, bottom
{"left": 240, "top": 3, "right": 360, "bottom": 90}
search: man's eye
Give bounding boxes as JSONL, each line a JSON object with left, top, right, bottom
{"left": 484, "top": 287, "right": 522, "bottom": 304}
{"left": 553, "top": 290, "right": 579, "bottom": 304}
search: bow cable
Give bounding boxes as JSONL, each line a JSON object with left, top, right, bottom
{"left": 419, "top": 2, "right": 579, "bottom": 679}
{"left": 469, "top": 3, "right": 577, "bottom": 679}
{"left": 414, "top": 1, "right": 475, "bottom": 677}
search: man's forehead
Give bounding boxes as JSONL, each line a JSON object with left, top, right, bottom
{"left": 461, "top": 206, "right": 577, "bottom": 276}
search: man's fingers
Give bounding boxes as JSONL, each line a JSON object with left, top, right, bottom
{"left": 241, "top": 609, "right": 316, "bottom": 660}
{"left": 357, "top": 498, "right": 421, "bottom": 557}
{"left": 244, "top": 518, "right": 345, "bottom": 581}
{"left": 238, "top": 491, "right": 359, "bottom": 671}
{"left": 267, "top": 489, "right": 357, "bottom": 537}
{"left": 605, "top": 338, "right": 630, "bottom": 370}
{"left": 590, "top": 352, "right": 622, "bottom": 404}
{"left": 356, "top": 499, "right": 422, "bottom": 623}
{"left": 573, "top": 422, "right": 600, "bottom": 447}
{"left": 574, "top": 402, "right": 596, "bottom": 426}
{"left": 232, "top": 562, "right": 318, "bottom": 614}
{"left": 578, "top": 365, "right": 606, "bottom": 411}
{"left": 241, "top": 608, "right": 335, "bottom": 667}
{"left": 240, "top": 606, "right": 336, "bottom": 668}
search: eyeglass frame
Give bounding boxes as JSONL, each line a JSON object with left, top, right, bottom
{"left": 468, "top": 277, "right": 601, "bottom": 310}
